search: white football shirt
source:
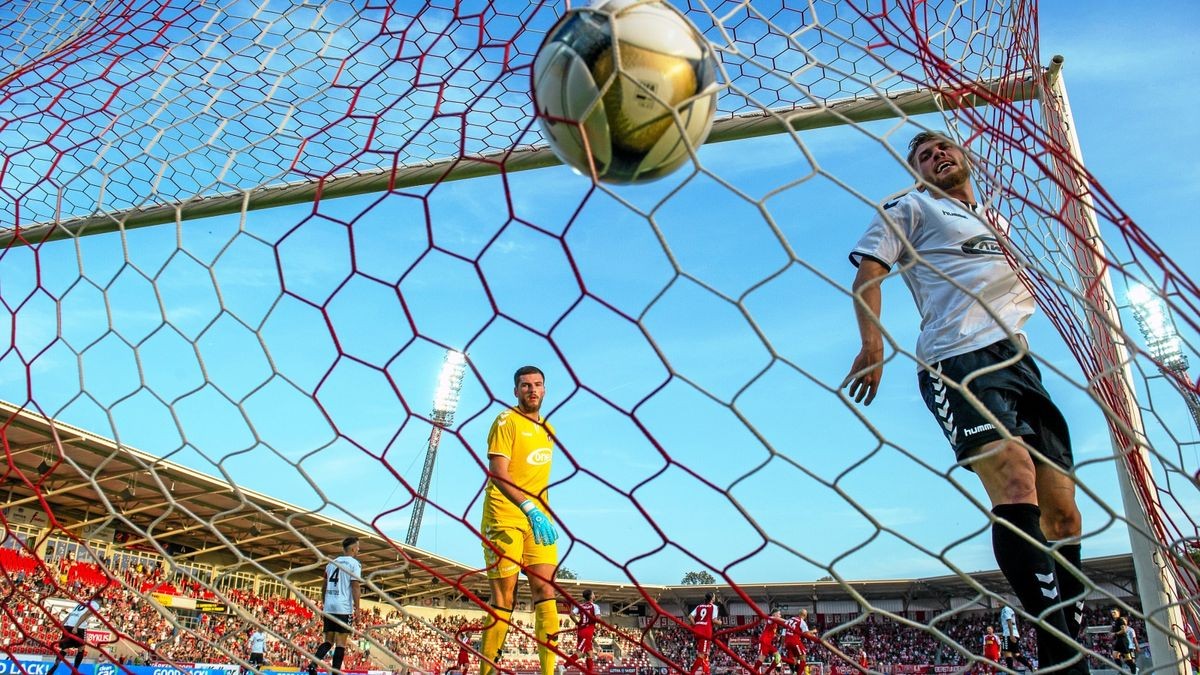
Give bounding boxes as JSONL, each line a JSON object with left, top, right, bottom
{"left": 323, "top": 554, "right": 362, "bottom": 614}
{"left": 64, "top": 600, "right": 101, "bottom": 629}
{"left": 1000, "top": 606, "right": 1017, "bottom": 637}
{"left": 851, "top": 190, "right": 1035, "bottom": 365}
{"left": 249, "top": 631, "right": 266, "bottom": 653}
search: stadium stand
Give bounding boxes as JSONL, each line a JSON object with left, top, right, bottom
{"left": 1, "top": 403, "right": 1146, "bottom": 675}
{"left": 3, "top": 536, "right": 1146, "bottom": 675}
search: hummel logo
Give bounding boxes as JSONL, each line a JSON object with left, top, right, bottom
{"left": 963, "top": 423, "right": 995, "bottom": 436}
{"left": 1035, "top": 572, "right": 1056, "bottom": 584}
{"left": 941, "top": 210, "right": 968, "bottom": 219}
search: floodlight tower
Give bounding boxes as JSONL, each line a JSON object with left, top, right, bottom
{"left": 1128, "top": 283, "right": 1200, "bottom": 431}
{"left": 405, "top": 350, "right": 467, "bottom": 547}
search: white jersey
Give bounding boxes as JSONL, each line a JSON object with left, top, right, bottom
{"left": 249, "top": 631, "right": 267, "bottom": 654}
{"left": 64, "top": 600, "right": 100, "bottom": 629}
{"left": 323, "top": 554, "right": 362, "bottom": 615}
{"left": 999, "top": 606, "right": 1017, "bottom": 637}
{"left": 851, "top": 190, "right": 1035, "bottom": 365}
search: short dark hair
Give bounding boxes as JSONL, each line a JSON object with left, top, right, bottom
{"left": 906, "top": 130, "right": 957, "bottom": 169}
{"left": 342, "top": 536, "right": 359, "bottom": 551}
{"left": 582, "top": 589, "right": 593, "bottom": 601}
{"left": 514, "top": 365, "right": 544, "bottom": 386}
{"left": 704, "top": 592, "right": 715, "bottom": 603}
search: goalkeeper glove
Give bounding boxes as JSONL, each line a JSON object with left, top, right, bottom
{"left": 520, "top": 499, "right": 558, "bottom": 546}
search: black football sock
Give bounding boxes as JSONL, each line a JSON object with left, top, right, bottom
{"left": 1049, "top": 541, "right": 1086, "bottom": 639}
{"left": 73, "top": 651, "right": 85, "bottom": 669}
{"left": 332, "top": 646, "right": 346, "bottom": 671}
{"left": 315, "top": 642, "right": 333, "bottom": 660}
{"left": 992, "top": 504, "right": 1080, "bottom": 671}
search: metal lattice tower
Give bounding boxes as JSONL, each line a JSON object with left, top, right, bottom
{"left": 405, "top": 351, "right": 468, "bottom": 547}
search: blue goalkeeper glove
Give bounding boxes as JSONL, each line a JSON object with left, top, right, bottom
{"left": 520, "top": 499, "right": 558, "bottom": 546}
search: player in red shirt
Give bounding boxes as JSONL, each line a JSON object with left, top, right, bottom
{"left": 857, "top": 649, "right": 869, "bottom": 671}
{"left": 782, "top": 609, "right": 814, "bottom": 675}
{"left": 688, "top": 592, "right": 721, "bottom": 675}
{"left": 571, "top": 590, "right": 600, "bottom": 674}
{"left": 446, "top": 624, "right": 476, "bottom": 674}
{"left": 981, "top": 625, "right": 1001, "bottom": 674}
{"left": 755, "top": 608, "right": 785, "bottom": 675}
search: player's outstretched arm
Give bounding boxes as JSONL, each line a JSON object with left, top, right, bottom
{"left": 844, "top": 258, "right": 890, "bottom": 406}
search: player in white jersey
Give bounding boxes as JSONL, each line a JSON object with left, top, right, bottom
{"left": 247, "top": 628, "right": 267, "bottom": 671}
{"left": 308, "top": 536, "right": 362, "bottom": 675}
{"left": 999, "top": 606, "right": 1032, "bottom": 671}
{"left": 845, "top": 131, "right": 1086, "bottom": 675}
{"left": 47, "top": 597, "right": 102, "bottom": 675}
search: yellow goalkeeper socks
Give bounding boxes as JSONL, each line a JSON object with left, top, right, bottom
{"left": 479, "top": 605, "right": 512, "bottom": 675}
{"left": 534, "top": 598, "right": 559, "bottom": 675}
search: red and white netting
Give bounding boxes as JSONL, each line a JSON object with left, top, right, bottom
{"left": 0, "top": 2, "right": 1195, "bottom": 674}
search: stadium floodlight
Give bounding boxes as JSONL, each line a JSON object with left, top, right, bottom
{"left": 405, "top": 350, "right": 469, "bottom": 547}
{"left": 433, "top": 350, "right": 467, "bottom": 413}
{"left": 1128, "top": 283, "right": 1200, "bottom": 431}
{"left": 1128, "top": 283, "right": 1190, "bottom": 372}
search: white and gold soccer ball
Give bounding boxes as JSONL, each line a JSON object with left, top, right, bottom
{"left": 532, "top": 0, "right": 719, "bottom": 184}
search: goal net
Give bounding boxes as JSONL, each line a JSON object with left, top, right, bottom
{"left": 1, "top": 2, "right": 1196, "bottom": 675}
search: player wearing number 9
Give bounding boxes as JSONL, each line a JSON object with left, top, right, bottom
{"left": 478, "top": 365, "right": 560, "bottom": 675}
{"left": 307, "top": 536, "right": 361, "bottom": 675}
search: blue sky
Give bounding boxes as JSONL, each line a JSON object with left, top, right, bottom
{"left": 0, "top": 1, "right": 1197, "bottom": 590}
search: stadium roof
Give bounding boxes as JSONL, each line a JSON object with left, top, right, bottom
{"left": 0, "top": 400, "right": 1137, "bottom": 614}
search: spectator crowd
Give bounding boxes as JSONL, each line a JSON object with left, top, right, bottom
{"left": 1, "top": 547, "right": 1146, "bottom": 675}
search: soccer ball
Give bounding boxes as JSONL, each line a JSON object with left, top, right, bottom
{"left": 531, "top": 0, "right": 719, "bottom": 184}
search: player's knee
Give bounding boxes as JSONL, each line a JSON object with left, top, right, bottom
{"left": 1041, "top": 503, "right": 1081, "bottom": 540}
{"left": 527, "top": 577, "right": 556, "bottom": 602}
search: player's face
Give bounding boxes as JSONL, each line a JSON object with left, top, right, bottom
{"left": 913, "top": 138, "right": 971, "bottom": 191}
{"left": 347, "top": 541, "right": 360, "bottom": 557}
{"left": 515, "top": 374, "right": 545, "bottom": 414}
{"left": 987, "top": 626, "right": 993, "bottom": 634}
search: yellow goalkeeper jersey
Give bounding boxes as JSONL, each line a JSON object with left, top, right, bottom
{"left": 481, "top": 407, "right": 556, "bottom": 527}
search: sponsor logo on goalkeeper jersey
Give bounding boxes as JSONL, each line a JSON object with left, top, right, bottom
{"left": 527, "top": 447, "right": 552, "bottom": 465}
{"left": 941, "top": 209, "right": 969, "bottom": 219}
{"left": 960, "top": 235, "right": 1004, "bottom": 255}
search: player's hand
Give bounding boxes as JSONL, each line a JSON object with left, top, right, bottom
{"left": 520, "top": 500, "right": 558, "bottom": 546}
{"left": 843, "top": 344, "right": 883, "bottom": 405}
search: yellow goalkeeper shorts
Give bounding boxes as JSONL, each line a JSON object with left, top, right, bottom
{"left": 481, "top": 520, "right": 557, "bottom": 579}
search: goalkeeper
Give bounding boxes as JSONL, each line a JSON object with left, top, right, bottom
{"left": 844, "top": 131, "right": 1087, "bottom": 674}
{"left": 479, "top": 365, "right": 561, "bottom": 675}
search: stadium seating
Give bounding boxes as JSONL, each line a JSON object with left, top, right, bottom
{"left": 1, "top": 547, "right": 1142, "bottom": 673}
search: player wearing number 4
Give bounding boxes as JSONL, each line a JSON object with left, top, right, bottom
{"left": 308, "top": 536, "right": 362, "bottom": 675}
{"left": 845, "top": 131, "right": 1087, "bottom": 674}
{"left": 479, "top": 366, "right": 561, "bottom": 675}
